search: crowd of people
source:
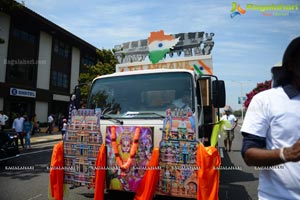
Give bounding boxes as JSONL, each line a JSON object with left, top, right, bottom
{"left": 0, "top": 111, "right": 68, "bottom": 150}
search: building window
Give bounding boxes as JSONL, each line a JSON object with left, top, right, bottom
{"left": 53, "top": 39, "right": 70, "bottom": 58}
{"left": 7, "top": 64, "right": 35, "bottom": 83}
{"left": 81, "top": 55, "right": 95, "bottom": 67}
{"left": 12, "top": 28, "right": 36, "bottom": 44}
{"left": 51, "top": 70, "right": 69, "bottom": 89}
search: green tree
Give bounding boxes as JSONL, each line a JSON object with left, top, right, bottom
{"left": 0, "top": 0, "right": 24, "bottom": 12}
{"left": 78, "top": 49, "right": 117, "bottom": 100}
{"left": 0, "top": 0, "right": 25, "bottom": 44}
{"left": 233, "top": 109, "right": 242, "bottom": 118}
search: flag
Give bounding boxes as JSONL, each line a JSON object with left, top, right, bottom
{"left": 148, "top": 30, "right": 179, "bottom": 64}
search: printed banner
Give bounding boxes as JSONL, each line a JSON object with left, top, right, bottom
{"left": 157, "top": 109, "right": 199, "bottom": 198}
{"left": 106, "top": 126, "right": 153, "bottom": 192}
{"left": 64, "top": 109, "right": 102, "bottom": 188}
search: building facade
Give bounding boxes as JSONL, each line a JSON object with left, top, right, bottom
{"left": 0, "top": 6, "right": 98, "bottom": 126}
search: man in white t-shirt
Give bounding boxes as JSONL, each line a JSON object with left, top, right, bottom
{"left": 47, "top": 114, "right": 54, "bottom": 134}
{"left": 241, "top": 36, "right": 300, "bottom": 200}
{"left": 221, "top": 105, "right": 237, "bottom": 152}
{"left": 12, "top": 113, "right": 25, "bottom": 149}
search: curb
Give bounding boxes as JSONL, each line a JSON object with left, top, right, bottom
{"left": 31, "top": 138, "right": 62, "bottom": 145}
{"left": 30, "top": 132, "right": 62, "bottom": 145}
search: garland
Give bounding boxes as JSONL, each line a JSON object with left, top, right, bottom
{"left": 111, "top": 126, "right": 140, "bottom": 170}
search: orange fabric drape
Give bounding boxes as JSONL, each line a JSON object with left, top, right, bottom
{"left": 196, "top": 143, "right": 221, "bottom": 200}
{"left": 134, "top": 147, "right": 160, "bottom": 200}
{"left": 94, "top": 144, "right": 107, "bottom": 200}
{"left": 49, "top": 141, "right": 64, "bottom": 200}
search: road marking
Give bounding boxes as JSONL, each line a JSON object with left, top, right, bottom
{"left": 219, "top": 147, "right": 224, "bottom": 158}
{"left": 0, "top": 154, "right": 20, "bottom": 162}
{"left": 0, "top": 149, "right": 53, "bottom": 162}
{"left": 18, "top": 149, "right": 52, "bottom": 156}
{"left": 27, "top": 194, "right": 42, "bottom": 200}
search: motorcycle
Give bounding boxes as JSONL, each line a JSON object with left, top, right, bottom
{"left": 0, "top": 131, "right": 19, "bottom": 163}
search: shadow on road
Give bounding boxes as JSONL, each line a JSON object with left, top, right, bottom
{"left": 219, "top": 148, "right": 258, "bottom": 200}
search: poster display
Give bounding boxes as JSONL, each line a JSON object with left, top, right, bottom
{"left": 157, "top": 109, "right": 199, "bottom": 198}
{"left": 105, "top": 126, "right": 153, "bottom": 192}
{"left": 63, "top": 109, "right": 102, "bottom": 188}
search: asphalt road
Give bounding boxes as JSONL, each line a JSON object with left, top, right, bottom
{"left": 218, "top": 124, "right": 259, "bottom": 200}
{"left": 0, "top": 141, "right": 54, "bottom": 200}
{"left": 0, "top": 140, "right": 95, "bottom": 200}
{"left": 0, "top": 125, "right": 259, "bottom": 200}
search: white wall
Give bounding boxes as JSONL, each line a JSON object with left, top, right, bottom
{"left": 53, "top": 94, "right": 69, "bottom": 102}
{"left": 35, "top": 101, "right": 48, "bottom": 123}
{"left": 70, "top": 47, "right": 80, "bottom": 93}
{"left": 0, "top": 12, "right": 10, "bottom": 83}
{"left": 37, "top": 31, "right": 52, "bottom": 90}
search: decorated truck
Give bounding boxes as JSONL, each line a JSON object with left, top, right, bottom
{"left": 49, "top": 30, "right": 226, "bottom": 200}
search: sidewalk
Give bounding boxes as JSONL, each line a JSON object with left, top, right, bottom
{"left": 30, "top": 131, "right": 62, "bottom": 144}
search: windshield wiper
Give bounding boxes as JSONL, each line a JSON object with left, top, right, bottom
{"left": 123, "top": 112, "right": 165, "bottom": 119}
{"left": 100, "top": 114, "right": 124, "bottom": 125}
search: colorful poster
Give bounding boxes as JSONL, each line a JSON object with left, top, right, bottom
{"left": 64, "top": 109, "right": 102, "bottom": 188}
{"left": 105, "top": 126, "right": 153, "bottom": 192}
{"left": 157, "top": 109, "right": 199, "bottom": 199}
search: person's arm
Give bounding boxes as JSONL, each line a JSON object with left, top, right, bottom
{"left": 23, "top": 122, "right": 25, "bottom": 132}
{"left": 232, "top": 117, "right": 238, "bottom": 130}
{"left": 12, "top": 119, "right": 16, "bottom": 130}
{"left": 30, "top": 122, "right": 33, "bottom": 132}
{"left": 242, "top": 132, "right": 300, "bottom": 166}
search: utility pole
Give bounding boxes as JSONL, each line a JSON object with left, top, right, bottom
{"left": 231, "top": 80, "right": 252, "bottom": 122}
{"left": 240, "top": 82, "right": 244, "bottom": 122}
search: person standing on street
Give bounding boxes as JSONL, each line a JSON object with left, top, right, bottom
{"left": 23, "top": 116, "right": 33, "bottom": 149}
{"left": 0, "top": 111, "right": 9, "bottom": 132}
{"left": 241, "top": 36, "right": 300, "bottom": 200}
{"left": 47, "top": 114, "right": 54, "bottom": 134}
{"left": 31, "top": 113, "right": 37, "bottom": 135}
{"left": 61, "top": 118, "right": 67, "bottom": 140}
{"left": 221, "top": 105, "right": 238, "bottom": 152}
{"left": 12, "top": 113, "right": 25, "bottom": 149}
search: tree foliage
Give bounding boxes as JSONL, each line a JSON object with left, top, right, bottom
{"left": 244, "top": 80, "right": 272, "bottom": 109}
{"left": 0, "top": 0, "right": 25, "bottom": 44}
{"left": 78, "top": 49, "right": 117, "bottom": 100}
{"left": 0, "top": 0, "right": 24, "bottom": 12}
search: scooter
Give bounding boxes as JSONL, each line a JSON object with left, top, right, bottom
{"left": 0, "top": 131, "right": 19, "bottom": 162}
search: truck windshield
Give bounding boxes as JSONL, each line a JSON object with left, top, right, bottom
{"left": 88, "top": 72, "right": 195, "bottom": 118}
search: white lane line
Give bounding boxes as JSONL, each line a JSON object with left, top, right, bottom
{"left": 219, "top": 147, "right": 224, "bottom": 158}
{"left": 18, "top": 149, "right": 53, "bottom": 156}
{"left": 0, "top": 154, "right": 20, "bottom": 162}
{"left": 0, "top": 149, "right": 53, "bottom": 161}
{"left": 27, "top": 194, "right": 42, "bottom": 200}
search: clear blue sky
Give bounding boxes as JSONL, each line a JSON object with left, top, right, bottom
{"left": 19, "top": 0, "right": 300, "bottom": 110}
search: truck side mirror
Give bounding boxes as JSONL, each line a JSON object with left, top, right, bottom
{"left": 212, "top": 80, "right": 226, "bottom": 108}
